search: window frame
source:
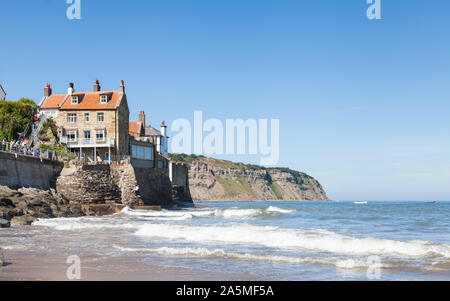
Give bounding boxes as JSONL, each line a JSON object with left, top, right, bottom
{"left": 67, "top": 113, "right": 77, "bottom": 123}
{"left": 100, "top": 95, "right": 108, "bottom": 104}
{"left": 71, "top": 96, "right": 79, "bottom": 105}
{"left": 95, "top": 129, "right": 106, "bottom": 143}
{"left": 66, "top": 130, "right": 77, "bottom": 142}
{"left": 97, "top": 112, "right": 104, "bottom": 122}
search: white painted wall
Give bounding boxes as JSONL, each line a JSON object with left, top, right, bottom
{"left": 40, "top": 109, "right": 58, "bottom": 118}
{"left": 0, "top": 85, "right": 6, "bottom": 101}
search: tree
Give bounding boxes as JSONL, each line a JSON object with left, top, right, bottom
{"left": 0, "top": 98, "right": 37, "bottom": 141}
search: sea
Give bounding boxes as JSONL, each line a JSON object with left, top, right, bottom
{"left": 2, "top": 201, "right": 450, "bottom": 280}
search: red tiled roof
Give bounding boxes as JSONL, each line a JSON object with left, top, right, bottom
{"left": 59, "top": 91, "right": 121, "bottom": 110}
{"left": 129, "top": 121, "right": 142, "bottom": 136}
{"left": 40, "top": 94, "right": 66, "bottom": 109}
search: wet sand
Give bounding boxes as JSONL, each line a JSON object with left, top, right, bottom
{"left": 0, "top": 248, "right": 257, "bottom": 281}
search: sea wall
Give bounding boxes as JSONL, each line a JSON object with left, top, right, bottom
{"left": 55, "top": 163, "right": 180, "bottom": 208}
{"left": 0, "top": 151, "right": 63, "bottom": 190}
{"left": 170, "top": 163, "right": 193, "bottom": 203}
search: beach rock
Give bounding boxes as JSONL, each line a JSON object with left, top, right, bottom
{"left": 81, "top": 204, "right": 126, "bottom": 216}
{"left": 0, "top": 218, "right": 10, "bottom": 228}
{"left": 10, "top": 215, "right": 36, "bottom": 226}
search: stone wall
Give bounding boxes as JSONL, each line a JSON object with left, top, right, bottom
{"left": 55, "top": 163, "right": 178, "bottom": 208}
{"left": 56, "top": 165, "right": 123, "bottom": 204}
{"left": 133, "top": 166, "right": 173, "bottom": 207}
{"left": 0, "top": 152, "right": 63, "bottom": 190}
{"left": 170, "top": 163, "right": 193, "bottom": 203}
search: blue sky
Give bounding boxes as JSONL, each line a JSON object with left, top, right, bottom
{"left": 1, "top": 0, "right": 450, "bottom": 201}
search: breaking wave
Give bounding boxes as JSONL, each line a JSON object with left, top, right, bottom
{"left": 266, "top": 206, "right": 296, "bottom": 214}
{"left": 32, "top": 218, "right": 137, "bottom": 231}
{"left": 112, "top": 245, "right": 387, "bottom": 269}
{"left": 134, "top": 223, "right": 450, "bottom": 259}
{"left": 120, "top": 206, "right": 295, "bottom": 220}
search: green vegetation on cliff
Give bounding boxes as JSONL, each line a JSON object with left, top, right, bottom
{"left": 269, "top": 182, "right": 283, "bottom": 200}
{"left": 216, "top": 175, "right": 256, "bottom": 198}
{"left": 169, "top": 153, "right": 314, "bottom": 182}
{"left": 0, "top": 98, "right": 37, "bottom": 140}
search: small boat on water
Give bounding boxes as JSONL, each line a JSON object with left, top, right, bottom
{"left": 424, "top": 201, "right": 437, "bottom": 204}
{"left": 354, "top": 201, "right": 368, "bottom": 205}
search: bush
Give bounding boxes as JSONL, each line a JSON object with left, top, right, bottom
{"left": 0, "top": 98, "right": 37, "bottom": 141}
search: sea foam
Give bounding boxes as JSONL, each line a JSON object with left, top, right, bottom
{"left": 134, "top": 223, "right": 450, "bottom": 259}
{"left": 112, "top": 245, "right": 387, "bottom": 269}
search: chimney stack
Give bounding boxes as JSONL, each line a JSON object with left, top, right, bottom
{"left": 94, "top": 79, "right": 101, "bottom": 92}
{"left": 160, "top": 121, "right": 167, "bottom": 137}
{"left": 119, "top": 80, "right": 125, "bottom": 94}
{"left": 68, "top": 82, "right": 75, "bottom": 95}
{"left": 139, "top": 111, "right": 146, "bottom": 127}
{"left": 44, "top": 83, "right": 52, "bottom": 97}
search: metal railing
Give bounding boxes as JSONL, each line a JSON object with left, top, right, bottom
{"left": 1, "top": 141, "right": 57, "bottom": 161}
{"left": 72, "top": 155, "right": 131, "bottom": 165}
{"left": 28, "top": 115, "right": 48, "bottom": 147}
{"left": 60, "top": 137, "right": 115, "bottom": 147}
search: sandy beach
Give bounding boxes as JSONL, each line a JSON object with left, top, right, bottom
{"left": 0, "top": 248, "right": 256, "bottom": 281}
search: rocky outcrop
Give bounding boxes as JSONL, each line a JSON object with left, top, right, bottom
{"left": 185, "top": 158, "right": 329, "bottom": 202}
{"left": 0, "top": 185, "right": 85, "bottom": 227}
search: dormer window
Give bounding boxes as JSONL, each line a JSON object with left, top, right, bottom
{"left": 100, "top": 95, "right": 108, "bottom": 104}
{"left": 71, "top": 96, "right": 79, "bottom": 104}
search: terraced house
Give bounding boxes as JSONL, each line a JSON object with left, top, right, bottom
{"left": 39, "top": 80, "right": 130, "bottom": 163}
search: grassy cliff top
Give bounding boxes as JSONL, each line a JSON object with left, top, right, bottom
{"left": 168, "top": 153, "right": 314, "bottom": 180}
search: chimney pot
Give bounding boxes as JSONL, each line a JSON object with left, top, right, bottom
{"left": 94, "top": 79, "right": 101, "bottom": 92}
{"left": 139, "top": 111, "right": 146, "bottom": 127}
{"left": 68, "top": 82, "right": 75, "bottom": 95}
{"left": 44, "top": 83, "right": 52, "bottom": 97}
{"left": 160, "top": 121, "right": 167, "bottom": 137}
{"left": 119, "top": 80, "right": 125, "bottom": 94}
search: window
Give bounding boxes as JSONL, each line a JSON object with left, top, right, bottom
{"left": 100, "top": 95, "right": 108, "bottom": 104}
{"left": 95, "top": 129, "right": 105, "bottom": 142}
{"left": 131, "top": 145, "right": 153, "bottom": 161}
{"left": 67, "top": 113, "right": 77, "bottom": 123}
{"left": 71, "top": 96, "right": 79, "bottom": 104}
{"left": 158, "top": 160, "right": 164, "bottom": 168}
{"left": 84, "top": 113, "right": 90, "bottom": 122}
{"left": 66, "top": 130, "right": 77, "bottom": 142}
{"left": 97, "top": 112, "right": 104, "bottom": 122}
{"left": 84, "top": 131, "right": 91, "bottom": 144}
{"left": 144, "top": 147, "right": 153, "bottom": 160}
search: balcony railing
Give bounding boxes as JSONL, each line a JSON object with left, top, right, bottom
{"left": 60, "top": 137, "right": 115, "bottom": 147}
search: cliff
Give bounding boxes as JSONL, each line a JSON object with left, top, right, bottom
{"left": 169, "top": 154, "right": 330, "bottom": 202}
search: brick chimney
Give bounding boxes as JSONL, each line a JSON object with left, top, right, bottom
{"left": 94, "top": 79, "right": 101, "bottom": 92}
{"left": 119, "top": 80, "right": 125, "bottom": 94}
{"left": 139, "top": 111, "right": 146, "bottom": 127}
{"left": 44, "top": 83, "right": 52, "bottom": 97}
